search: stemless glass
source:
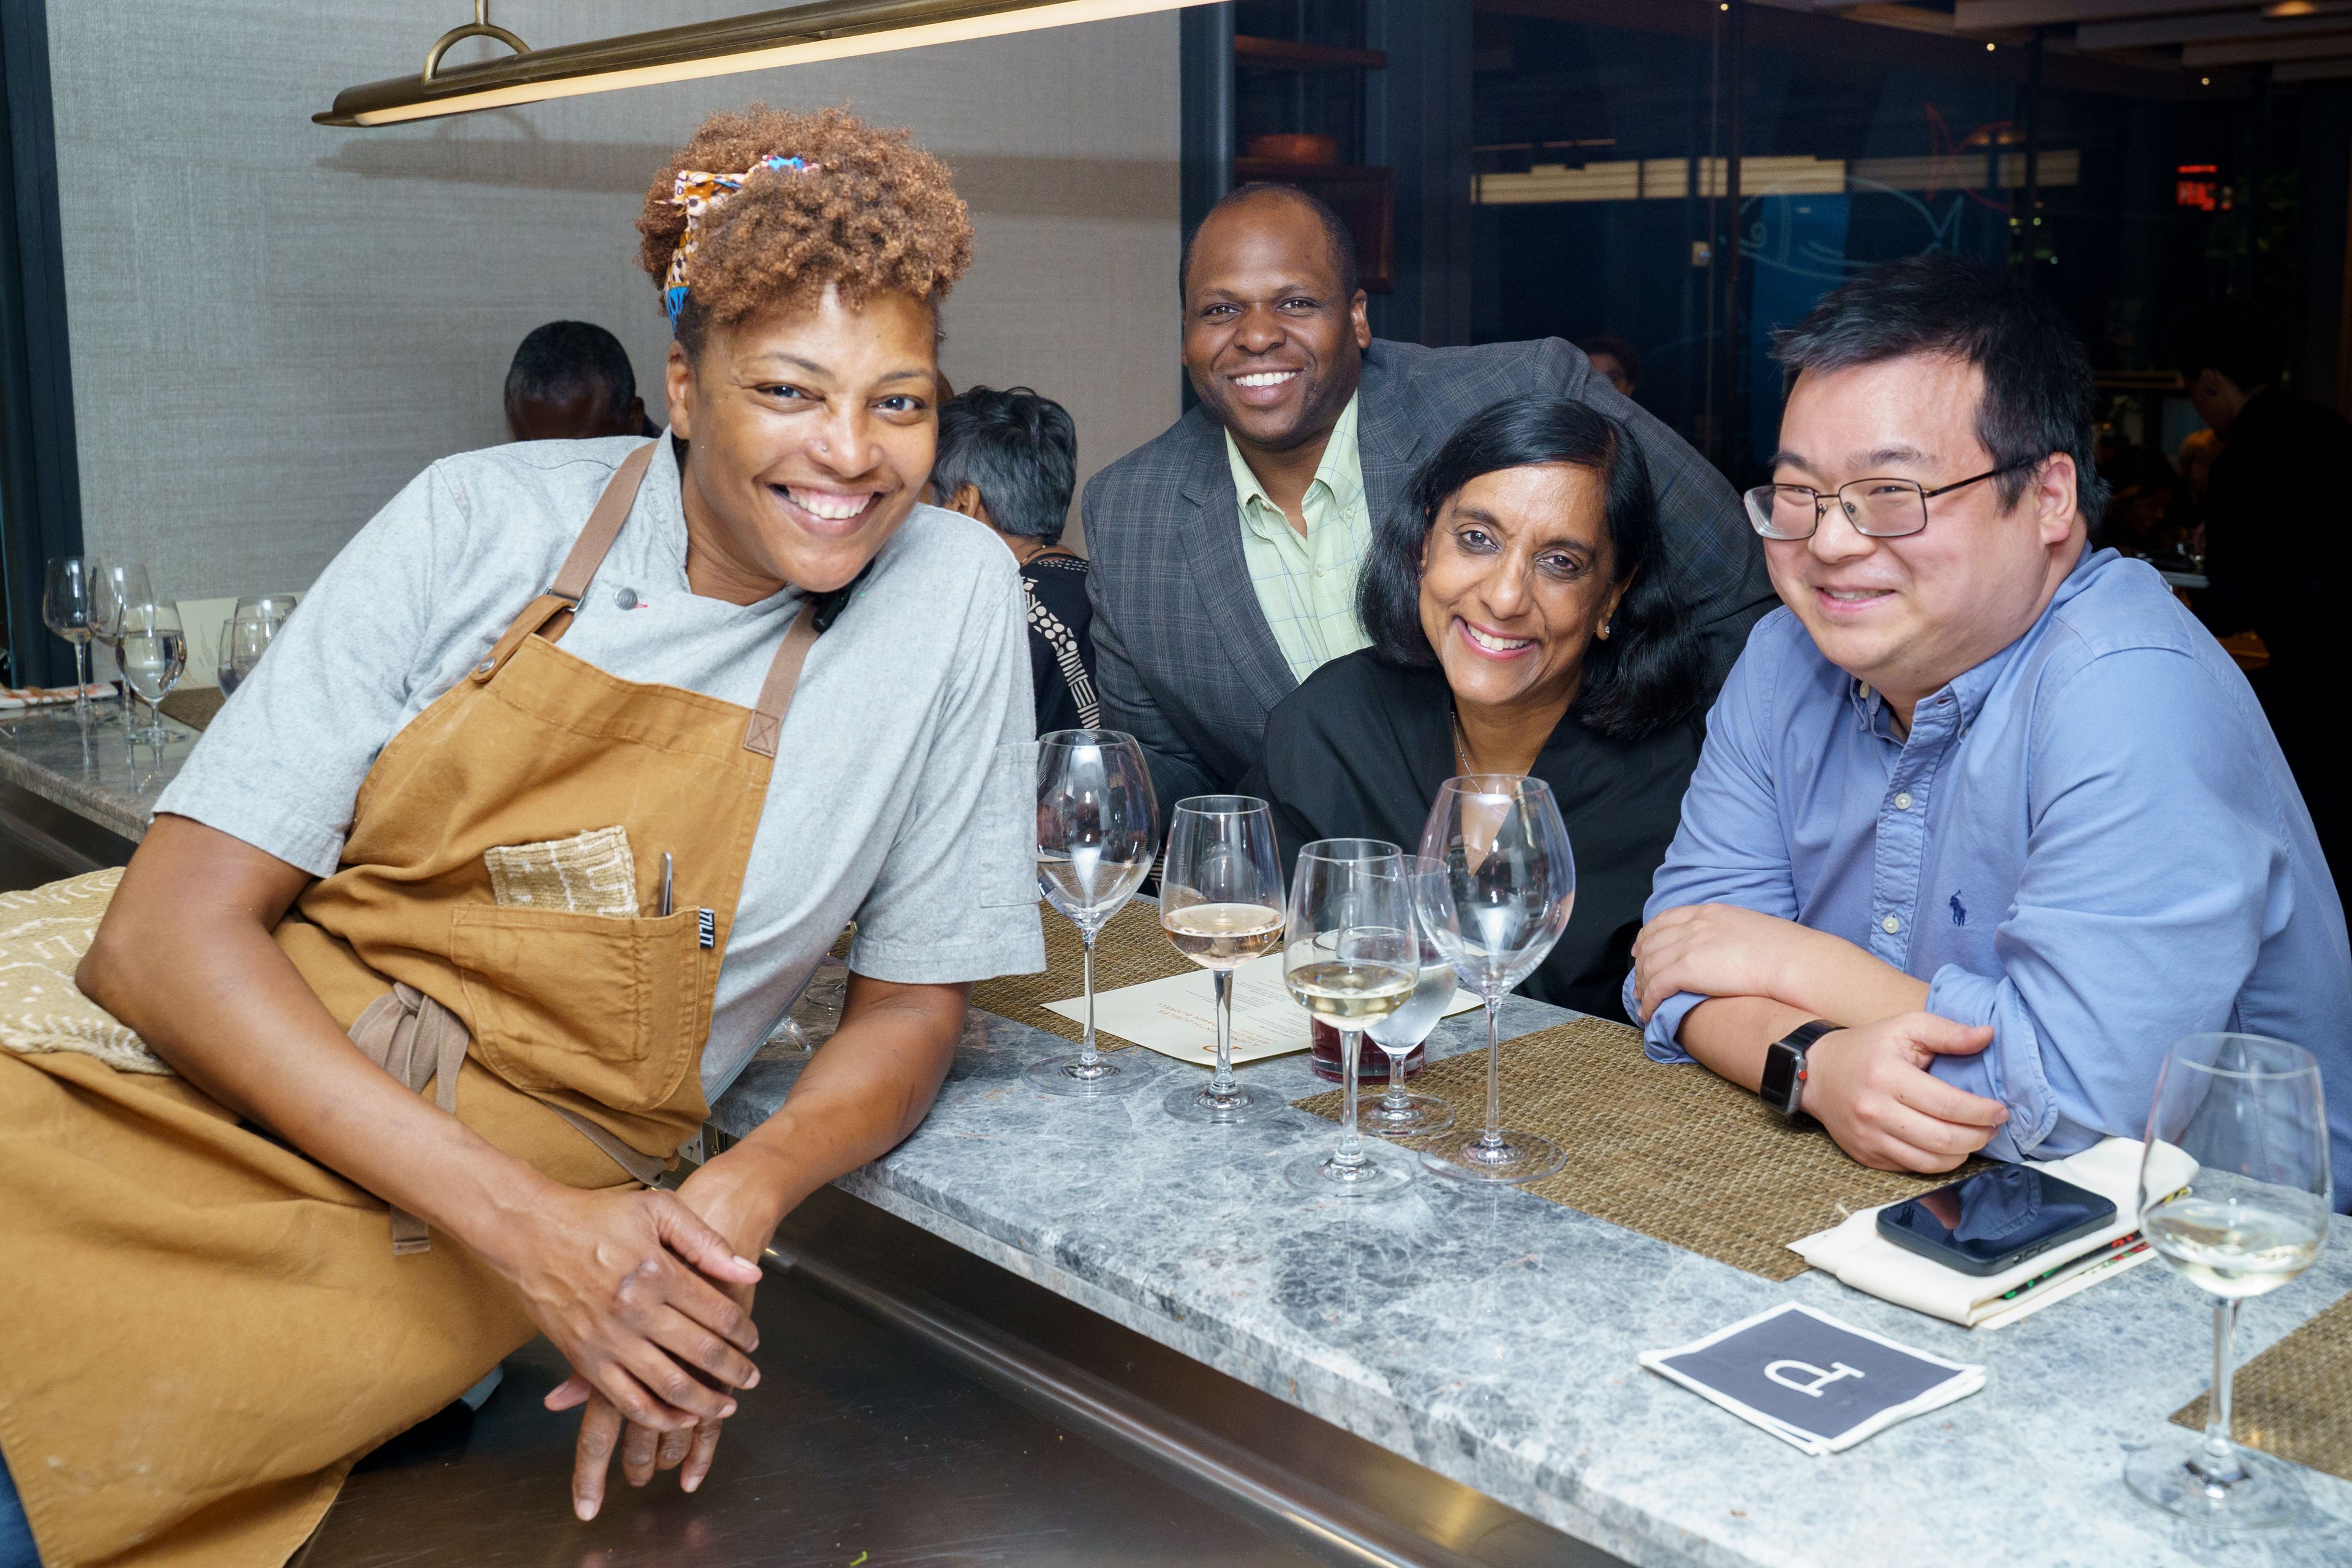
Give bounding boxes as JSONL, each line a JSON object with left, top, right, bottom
{"left": 92, "top": 560, "right": 151, "bottom": 728}
{"left": 1362, "top": 856, "right": 1457, "bottom": 1137}
{"left": 1413, "top": 775, "right": 1576, "bottom": 1184}
{"left": 118, "top": 600, "right": 188, "bottom": 746}
{"left": 1160, "top": 796, "right": 1287, "bottom": 1124}
{"left": 1024, "top": 729, "right": 1159, "bottom": 1097}
{"left": 40, "top": 557, "right": 97, "bottom": 723}
{"left": 2126, "top": 1032, "right": 2332, "bottom": 1529}
{"left": 1283, "top": 839, "right": 1416, "bottom": 1197}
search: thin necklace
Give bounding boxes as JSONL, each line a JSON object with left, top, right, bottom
{"left": 1450, "top": 703, "right": 1474, "bottom": 777}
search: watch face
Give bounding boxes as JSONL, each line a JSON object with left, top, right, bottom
{"left": 1761, "top": 1040, "right": 1801, "bottom": 1114}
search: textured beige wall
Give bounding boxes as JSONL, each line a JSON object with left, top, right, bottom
{"left": 46, "top": 1, "right": 1180, "bottom": 598}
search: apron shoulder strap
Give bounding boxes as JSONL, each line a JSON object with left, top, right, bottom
{"left": 744, "top": 603, "right": 820, "bottom": 758}
{"left": 470, "top": 440, "right": 659, "bottom": 687}
{"left": 549, "top": 440, "right": 658, "bottom": 606}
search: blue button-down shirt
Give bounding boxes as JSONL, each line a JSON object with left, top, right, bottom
{"left": 1628, "top": 549, "right": 2352, "bottom": 1200}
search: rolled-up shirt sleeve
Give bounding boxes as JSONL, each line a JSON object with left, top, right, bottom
{"left": 1624, "top": 620, "right": 1802, "bottom": 1063}
{"left": 1918, "top": 646, "right": 2281, "bottom": 1161}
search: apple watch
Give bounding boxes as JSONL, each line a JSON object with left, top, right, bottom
{"left": 1760, "top": 1020, "right": 1836, "bottom": 1123}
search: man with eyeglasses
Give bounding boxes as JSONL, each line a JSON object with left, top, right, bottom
{"left": 1624, "top": 257, "right": 2352, "bottom": 1196}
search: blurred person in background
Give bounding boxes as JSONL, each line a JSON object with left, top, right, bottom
{"left": 2185, "top": 320, "right": 2350, "bottom": 889}
{"left": 931, "top": 385, "right": 1098, "bottom": 732}
{"left": 2094, "top": 443, "right": 2190, "bottom": 562}
{"left": 1576, "top": 334, "right": 1642, "bottom": 403}
{"left": 505, "top": 320, "right": 659, "bottom": 442}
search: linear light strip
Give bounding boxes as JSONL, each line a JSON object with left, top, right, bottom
{"left": 319, "top": 0, "right": 1222, "bottom": 127}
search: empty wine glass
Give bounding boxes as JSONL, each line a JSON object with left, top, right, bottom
{"left": 1283, "top": 840, "right": 1415, "bottom": 1197}
{"left": 2126, "top": 1032, "right": 2332, "bottom": 1529}
{"left": 220, "top": 594, "right": 296, "bottom": 695}
{"left": 1413, "top": 775, "right": 1575, "bottom": 1184}
{"left": 1160, "top": 796, "right": 1287, "bottom": 1124}
{"left": 1362, "top": 856, "right": 1457, "bottom": 1138}
{"left": 1025, "top": 729, "right": 1159, "bottom": 1097}
{"left": 118, "top": 600, "right": 187, "bottom": 745}
{"left": 40, "top": 557, "right": 97, "bottom": 725}
{"left": 91, "top": 561, "right": 151, "bottom": 728}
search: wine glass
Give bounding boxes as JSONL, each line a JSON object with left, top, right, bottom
{"left": 1412, "top": 775, "right": 1575, "bottom": 1184}
{"left": 118, "top": 600, "right": 187, "bottom": 745}
{"left": 221, "top": 594, "right": 297, "bottom": 694}
{"left": 1283, "top": 839, "right": 1416, "bottom": 1197}
{"left": 1362, "top": 855, "right": 1457, "bottom": 1137}
{"left": 2125, "top": 1031, "right": 2332, "bottom": 1528}
{"left": 40, "top": 557, "right": 97, "bottom": 724}
{"left": 91, "top": 561, "right": 151, "bottom": 728}
{"left": 1160, "top": 796, "right": 1287, "bottom": 1124}
{"left": 1024, "top": 729, "right": 1159, "bottom": 1097}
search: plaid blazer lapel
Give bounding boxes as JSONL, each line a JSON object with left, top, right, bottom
{"left": 1355, "top": 346, "right": 1436, "bottom": 534}
{"left": 1175, "top": 426, "right": 1296, "bottom": 714}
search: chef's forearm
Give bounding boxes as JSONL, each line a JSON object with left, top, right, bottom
{"left": 695, "top": 973, "right": 966, "bottom": 1248}
{"left": 80, "top": 815, "right": 558, "bottom": 1258}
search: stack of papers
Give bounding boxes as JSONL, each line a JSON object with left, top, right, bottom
{"left": 1043, "top": 952, "right": 1480, "bottom": 1066}
{"left": 1787, "top": 1137, "right": 2196, "bottom": 1329}
{"left": 1643, "top": 1302, "right": 1985, "bottom": 1455}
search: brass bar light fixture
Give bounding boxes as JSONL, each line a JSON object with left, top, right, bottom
{"left": 317, "top": 0, "right": 1221, "bottom": 127}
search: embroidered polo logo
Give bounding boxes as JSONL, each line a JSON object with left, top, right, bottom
{"left": 1950, "top": 892, "right": 1968, "bottom": 927}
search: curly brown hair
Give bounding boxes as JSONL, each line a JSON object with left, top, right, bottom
{"left": 635, "top": 104, "right": 973, "bottom": 355}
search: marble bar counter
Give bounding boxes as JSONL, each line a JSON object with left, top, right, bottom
{"left": 0, "top": 703, "right": 199, "bottom": 849}
{"left": 714, "top": 1000, "right": 2352, "bottom": 1568}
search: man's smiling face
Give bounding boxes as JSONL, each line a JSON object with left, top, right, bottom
{"left": 1180, "top": 192, "right": 1370, "bottom": 456}
{"left": 1768, "top": 353, "right": 2081, "bottom": 714}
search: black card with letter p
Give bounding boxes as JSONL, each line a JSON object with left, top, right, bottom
{"left": 1641, "top": 1302, "right": 1985, "bottom": 1455}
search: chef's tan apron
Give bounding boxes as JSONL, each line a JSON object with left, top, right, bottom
{"left": 0, "top": 441, "right": 820, "bottom": 1567}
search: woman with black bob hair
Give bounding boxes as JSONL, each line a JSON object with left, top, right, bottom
{"left": 1242, "top": 396, "right": 1710, "bottom": 1020}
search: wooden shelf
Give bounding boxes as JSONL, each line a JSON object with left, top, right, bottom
{"left": 1233, "top": 35, "right": 1387, "bottom": 70}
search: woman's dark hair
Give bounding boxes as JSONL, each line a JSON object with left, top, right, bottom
{"left": 1357, "top": 398, "right": 1702, "bottom": 742}
{"left": 933, "top": 385, "right": 1079, "bottom": 545}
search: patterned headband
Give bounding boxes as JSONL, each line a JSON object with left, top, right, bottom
{"left": 662, "top": 154, "right": 813, "bottom": 328}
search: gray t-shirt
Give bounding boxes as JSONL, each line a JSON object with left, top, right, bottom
{"left": 157, "top": 434, "right": 1045, "bottom": 1101}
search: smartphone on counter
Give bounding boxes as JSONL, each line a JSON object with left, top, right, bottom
{"left": 1876, "top": 1164, "right": 2118, "bottom": 1277}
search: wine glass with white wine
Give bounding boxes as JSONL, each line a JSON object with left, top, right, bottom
{"left": 1024, "top": 730, "right": 1159, "bottom": 1098}
{"left": 2127, "top": 1031, "right": 2331, "bottom": 1529}
{"left": 1160, "top": 796, "right": 1287, "bottom": 1124}
{"left": 1283, "top": 839, "right": 1415, "bottom": 1198}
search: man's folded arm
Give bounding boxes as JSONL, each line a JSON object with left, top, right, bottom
{"left": 1917, "top": 648, "right": 2279, "bottom": 1161}
{"left": 1626, "top": 643, "right": 1800, "bottom": 1061}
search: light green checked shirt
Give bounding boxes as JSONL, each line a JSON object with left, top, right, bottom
{"left": 1224, "top": 393, "right": 1373, "bottom": 684}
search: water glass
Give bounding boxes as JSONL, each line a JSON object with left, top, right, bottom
{"left": 92, "top": 561, "right": 151, "bottom": 727}
{"left": 1024, "top": 729, "right": 1159, "bottom": 1097}
{"left": 118, "top": 600, "right": 188, "bottom": 745}
{"left": 1362, "top": 855, "right": 1456, "bottom": 1137}
{"left": 1282, "top": 839, "right": 1415, "bottom": 1198}
{"left": 1412, "top": 775, "right": 1575, "bottom": 1184}
{"left": 40, "top": 557, "right": 96, "bottom": 723}
{"left": 1159, "top": 796, "right": 1287, "bottom": 1123}
{"left": 2126, "top": 1031, "right": 2331, "bottom": 1528}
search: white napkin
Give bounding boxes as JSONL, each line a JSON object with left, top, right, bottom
{"left": 1788, "top": 1137, "right": 2196, "bottom": 1329}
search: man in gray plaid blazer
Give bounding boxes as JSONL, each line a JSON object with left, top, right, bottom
{"left": 1082, "top": 185, "right": 1773, "bottom": 807}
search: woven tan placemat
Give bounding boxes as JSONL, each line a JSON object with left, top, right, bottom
{"left": 158, "top": 688, "right": 225, "bottom": 732}
{"left": 966, "top": 899, "right": 1193, "bottom": 1053}
{"left": 1295, "top": 1015, "right": 1987, "bottom": 1280}
{"left": 2171, "top": 1289, "right": 2352, "bottom": 1483}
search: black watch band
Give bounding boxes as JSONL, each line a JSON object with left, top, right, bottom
{"left": 1760, "top": 1020, "right": 1836, "bottom": 1122}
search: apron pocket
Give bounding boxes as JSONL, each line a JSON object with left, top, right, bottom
{"left": 450, "top": 905, "right": 704, "bottom": 1113}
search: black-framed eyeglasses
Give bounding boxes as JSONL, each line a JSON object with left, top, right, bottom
{"left": 1741, "top": 458, "right": 2045, "bottom": 541}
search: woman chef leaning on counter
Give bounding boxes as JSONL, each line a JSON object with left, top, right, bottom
{"left": 0, "top": 105, "right": 1042, "bottom": 1567}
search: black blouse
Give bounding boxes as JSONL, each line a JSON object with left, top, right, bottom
{"left": 1240, "top": 650, "right": 1703, "bottom": 1022}
{"left": 1022, "top": 551, "right": 1100, "bottom": 735}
